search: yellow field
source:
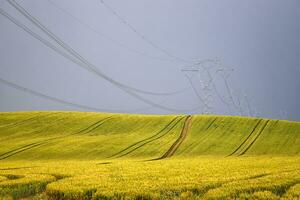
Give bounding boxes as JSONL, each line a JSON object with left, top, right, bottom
{"left": 0, "top": 157, "right": 299, "bottom": 199}
{"left": 0, "top": 111, "right": 299, "bottom": 199}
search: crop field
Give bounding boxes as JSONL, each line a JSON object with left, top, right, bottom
{"left": 0, "top": 111, "right": 299, "bottom": 199}
{"left": 0, "top": 157, "right": 300, "bottom": 200}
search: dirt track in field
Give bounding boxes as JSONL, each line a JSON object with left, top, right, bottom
{"left": 158, "top": 115, "right": 193, "bottom": 159}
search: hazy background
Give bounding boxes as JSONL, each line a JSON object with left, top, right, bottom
{"left": 0, "top": 0, "right": 299, "bottom": 121}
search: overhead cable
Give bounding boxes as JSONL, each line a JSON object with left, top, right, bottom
{"left": 6, "top": 0, "right": 183, "bottom": 96}
{"left": 0, "top": 77, "right": 151, "bottom": 113}
{"left": 0, "top": 7, "right": 201, "bottom": 112}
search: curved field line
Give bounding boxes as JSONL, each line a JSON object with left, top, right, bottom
{"left": 0, "top": 138, "right": 58, "bottom": 159}
{"left": 0, "top": 138, "right": 62, "bottom": 160}
{"left": 239, "top": 120, "right": 270, "bottom": 156}
{"left": 0, "top": 142, "right": 50, "bottom": 160}
{"left": 177, "top": 172, "right": 275, "bottom": 199}
{"left": 74, "top": 116, "right": 113, "bottom": 134}
{"left": 85, "top": 117, "right": 113, "bottom": 135}
{"left": 157, "top": 115, "right": 193, "bottom": 159}
{"left": 0, "top": 136, "right": 75, "bottom": 160}
{"left": 0, "top": 117, "right": 114, "bottom": 160}
{"left": 0, "top": 116, "right": 77, "bottom": 158}
{"left": 0, "top": 173, "right": 67, "bottom": 199}
{"left": 279, "top": 180, "right": 300, "bottom": 197}
{"left": 0, "top": 116, "right": 40, "bottom": 129}
{"left": 227, "top": 119, "right": 262, "bottom": 156}
{"left": 0, "top": 115, "right": 76, "bottom": 144}
{"left": 202, "top": 173, "right": 300, "bottom": 198}
{"left": 113, "top": 117, "right": 185, "bottom": 158}
{"left": 74, "top": 120, "right": 106, "bottom": 134}
{"left": 107, "top": 116, "right": 181, "bottom": 158}
{"left": 201, "top": 169, "right": 300, "bottom": 198}
{"left": 204, "top": 117, "right": 217, "bottom": 131}
{"left": 0, "top": 113, "right": 54, "bottom": 129}
{"left": 114, "top": 117, "right": 184, "bottom": 158}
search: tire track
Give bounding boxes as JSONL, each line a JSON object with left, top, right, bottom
{"left": 204, "top": 117, "right": 217, "bottom": 131}
{"left": 74, "top": 120, "right": 106, "bottom": 134}
{"left": 157, "top": 115, "right": 193, "bottom": 159}
{"left": 0, "top": 117, "right": 113, "bottom": 160}
{"left": 0, "top": 142, "right": 44, "bottom": 159}
{"left": 0, "top": 113, "right": 55, "bottom": 129}
{"left": 75, "top": 116, "right": 113, "bottom": 135}
{"left": 107, "top": 116, "right": 180, "bottom": 158}
{"left": 227, "top": 119, "right": 262, "bottom": 156}
{"left": 239, "top": 120, "right": 270, "bottom": 156}
{"left": 109, "top": 117, "right": 184, "bottom": 159}
{"left": 0, "top": 142, "right": 50, "bottom": 160}
{"left": 114, "top": 117, "right": 184, "bottom": 158}
{"left": 0, "top": 116, "right": 79, "bottom": 159}
{"left": 116, "top": 119, "right": 183, "bottom": 158}
{"left": 0, "top": 114, "right": 71, "bottom": 143}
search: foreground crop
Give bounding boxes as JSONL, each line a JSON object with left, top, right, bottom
{"left": 0, "top": 157, "right": 299, "bottom": 200}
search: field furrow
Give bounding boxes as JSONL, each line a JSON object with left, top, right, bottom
{"left": 111, "top": 117, "right": 184, "bottom": 159}
{"left": 108, "top": 116, "right": 180, "bottom": 158}
{"left": 239, "top": 120, "right": 270, "bottom": 155}
{"left": 0, "top": 111, "right": 299, "bottom": 199}
{"left": 158, "top": 115, "right": 193, "bottom": 159}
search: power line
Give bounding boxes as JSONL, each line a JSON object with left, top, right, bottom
{"left": 99, "top": 0, "right": 192, "bottom": 64}
{"left": 0, "top": 6, "right": 200, "bottom": 113}
{"left": 46, "top": 0, "right": 180, "bottom": 63}
{"left": 98, "top": 0, "right": 256, "bottom": 116}
{"left": 0, "top": 77, "right": 149, "bottom": 113}
{"left": 6, "top": 0, "right": 183, "bottom": 97}
{"left": 219, "top": 70, "right": 242, "bottom": 115}
{"left": 46, "top": 0, "right": 213, "bottom": 99}
{"left": 47, "top": 0, "right": 231, "bottom": 113}
{"left": 184, "top": 74, "right": 210, "bottom": 113}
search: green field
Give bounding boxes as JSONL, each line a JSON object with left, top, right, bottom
{"left": 0, "top": 111, "right": 299, "bottom": 199}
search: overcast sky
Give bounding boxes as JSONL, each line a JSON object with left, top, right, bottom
{"left": 0, "top": 0, "right": 299, "bottom": 121}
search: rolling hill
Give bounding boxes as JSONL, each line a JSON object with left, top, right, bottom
{"left": 0, "top": 111, "right": 300, "bottom": 199}
{"left": 0, "top": 111, "right": 299, "bottom": 160}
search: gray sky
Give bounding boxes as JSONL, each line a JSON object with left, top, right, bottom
{"left": 0, "top": 0, "right": 299, "bottom": 121}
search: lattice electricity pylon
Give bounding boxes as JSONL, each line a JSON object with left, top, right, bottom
{"left": 181, "top": 67, "right": 214, "bottom": 114}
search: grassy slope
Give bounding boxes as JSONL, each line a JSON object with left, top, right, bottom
{"left": 0, "top": 111, "right": 300, "bottom": 199}
{"left": 0, "top": 111, "right": 185, "bottom": 160}
{"left": 176, "top": 115, "right": 300, "bottom": 156}
{"left": 0, "top": 111, "right": 299, "bottom": 160}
